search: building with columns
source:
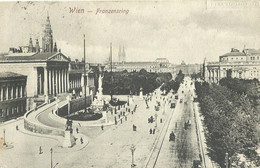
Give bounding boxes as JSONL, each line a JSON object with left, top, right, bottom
{"left": 0, "top": 72, "right": 27, "bottom": 122}
{"left": 0, "top": 51, "right": 70, "bottom": 99}
{"left": 203, "top": 48, "right": 260, "bottom": 83}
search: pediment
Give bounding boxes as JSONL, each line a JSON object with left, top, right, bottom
{"left": 48, "top": 53, "right": 70, "bottom": 62}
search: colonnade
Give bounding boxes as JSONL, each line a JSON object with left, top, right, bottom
{"left": 46, "top": 68, "right": 69, "bottom": 96}
{"left": 0, "top": 84, "right": 25, "bottom": 101}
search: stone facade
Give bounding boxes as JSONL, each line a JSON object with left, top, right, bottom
{"left": 203, "top": 48, "right": 260, "bottom": 83}
{"left": 0, "top": 72, "right": 27, "bottom": 122}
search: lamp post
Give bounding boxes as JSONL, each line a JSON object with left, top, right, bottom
{"left": 130, "top": 144, "right": 136, "bottom": 168}
{"left": 3, "top": 128, "right": 6, "bottom": 146}
{"left": 50, "top": 148, "right": 53, "bottom": 168}
{"left": 225, "top": 152, "right": 228, "bottom": 168}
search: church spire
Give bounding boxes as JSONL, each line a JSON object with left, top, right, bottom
{"left": 122, "top": 45, "right": 126, "bottom": 62}
{"left": 118, "top": 45, "right": 121, "bottom": 62}
{"left": 54, "top": 42, "right": 57, "bottom": 52}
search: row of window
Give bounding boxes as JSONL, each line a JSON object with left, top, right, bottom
{"left": 0, "top": 85, "right": 26, "bottom": 101}
{"left": 0, "top": 105, "right": 25, "bottom": 118}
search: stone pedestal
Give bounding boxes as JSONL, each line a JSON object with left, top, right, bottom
{"left": 63, "top": 130, "right": 75, "bottom": 148}
{"left": 140, "top": 91, "right": 143, "bottom": 98}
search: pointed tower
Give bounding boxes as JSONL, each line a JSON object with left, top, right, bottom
{"left": 35, "top": 38, "right": 40, "bottom": 52}
{"left": 42, "top": 14, "right": 53, "bottom": 52}
{"left": 53, "top": 42, "right": 57, "bottom": 52}
{"left": 28, "top": 37, "right": 33, "bottom": 53}
{"left": 118, "top": 45, "right": 122, "bottom": 62}
{"left": 122, "top": 45, "right": 126, "bottom": 62}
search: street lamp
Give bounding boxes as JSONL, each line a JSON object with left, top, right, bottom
{"left": 50, "top": 148, "right": 53, "bottom": 168}
{"left": 3, "top": 128, "right": 6, "bottom": 146}
{"left": 130, "top": 144, "right": 136, "bottom": 168}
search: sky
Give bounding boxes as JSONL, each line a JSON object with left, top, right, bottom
{"left": 0, "top": 1, "right": 260, "bottom": 64}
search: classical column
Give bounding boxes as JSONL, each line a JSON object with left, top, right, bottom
{"left": 6, "top": 86, "right": 9, "bottom": 100}
{"left": 48, "top": 70, "right": 51, "bottom": 95}
{"left": 53, "top": 70, "right": 57, "bottom": 95}
{"left": 51, "top": 70, "right": 54, "bottom": 95}
{"left": 20, "top": 85, "right": 23, "bottom": 98}
{"left": 63, "top": 69, "right": 66, "bottom": 92}
{"left": 64, "top": 69, "right": 66, "bottom": 92}
{"left": 66, "top": 69, "right": 69, "bottom": 92}
{"left": 44, "top": 67, "right": 48, "bottom": 96}
{"left": 10, "top": 86, "right": 13, "bottom": 99}
{"left": 59, "top": 69, "right": 61, "bottom": 93}
{"left": 16, "top": 85, "right": 18, "bottom": 98}
{"left": 61, "top": 69, "right": 64, "bottom": 93}
{"left": 0, "top": 87, "right": 2, "bottom": 101}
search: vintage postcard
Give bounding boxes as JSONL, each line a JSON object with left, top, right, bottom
{"left": 0, "top": 1, "right": 259, "bottom": 168}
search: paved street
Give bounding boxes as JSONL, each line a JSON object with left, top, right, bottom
{"left": 57, "top": 93, "right": 171, "bottom": 168}
{"left": 0, "top": 90, "right": 173, "bottom": 168}
{"left": 151, "top": 77, "right": 200, "bottom": 168}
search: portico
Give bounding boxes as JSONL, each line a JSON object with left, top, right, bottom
{"left": 0, "top": 52, "right": 70, "bottom": 98}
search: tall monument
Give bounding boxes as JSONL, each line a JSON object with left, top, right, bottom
{"left": 42, "top": 14, "right": 53, "bottom": 52}
{"left": 97, "top": 74, "right": 103, "bottom": 100}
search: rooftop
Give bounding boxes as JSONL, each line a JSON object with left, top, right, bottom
{"left": 0, "top": 52, "right": 60, "bottom": 61}
{"left": 0, "top": 72, "right": 26, "bottom": 78}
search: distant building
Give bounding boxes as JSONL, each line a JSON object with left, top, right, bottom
{"left": 0, "top": 72, "right": 27, "bottom": 122}
{"left": 107, "top": 58, "right": 173, "bottom": 73}
{"left": 68, "top": 60, "right": 104, "bottom": 97}
{"left": 174, "top": 61, "right": 202, "bottom": 75}
{"left": 203, "top": 48, "right": 260, "bottom": 83}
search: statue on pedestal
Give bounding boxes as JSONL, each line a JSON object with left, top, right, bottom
{"left": 63, "top": 118, "right": 75, "bottom": 148}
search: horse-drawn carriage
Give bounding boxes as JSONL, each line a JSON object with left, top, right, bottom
{"left": 169, "top": 131, "right": 175, "bottom": 142}
{"left": 184, "top": 120, "right": 191, "bottom": 130}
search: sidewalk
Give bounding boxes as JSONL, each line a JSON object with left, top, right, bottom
{"left": 193, "top": 102, "right": 220, "bottom": 168}
{"left": 0, "top": 105, "right": 89, "bottom": 168}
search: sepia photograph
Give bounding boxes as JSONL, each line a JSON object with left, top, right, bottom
{"left": 0, "top": 1, "right": 260, "bottom": 168}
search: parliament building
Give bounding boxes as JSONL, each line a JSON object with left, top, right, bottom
{"left": 0, "top": 15, "right": 98, "bottom": 122}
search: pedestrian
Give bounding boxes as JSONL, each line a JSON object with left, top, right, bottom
{"left": 101, "top": 125, "right": 104, "bottom": 130}
{"left": 120, "top": 118, "right": 123, "bottom": 124}
{"left": 125, "top": 116, "right": 127, "bottom": 121}
{"left": 16, "top": 125, "right": 19, "bottom": 131}
{"left": 76, "top": 127, "right": 79, "bottom": 134}
{"left": 131, "top": 111, "right": 133, "bottom": 115}
{"left": 153, "top": 128, "right": 155, "bottom": 134}
{"left": 160, "top": 118, "right": 162, "bottom": 123}
{"left": 80, "top": 137, "right": 83, "bottom": 144}
{"left": 150, "top": 128, "right": 152, "bottom": 134}
{"left": 39, "top": 146, "right": 42, "bottom": 154}
{"left": 115, "top": 116, "right": 117, "bottom": 125}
